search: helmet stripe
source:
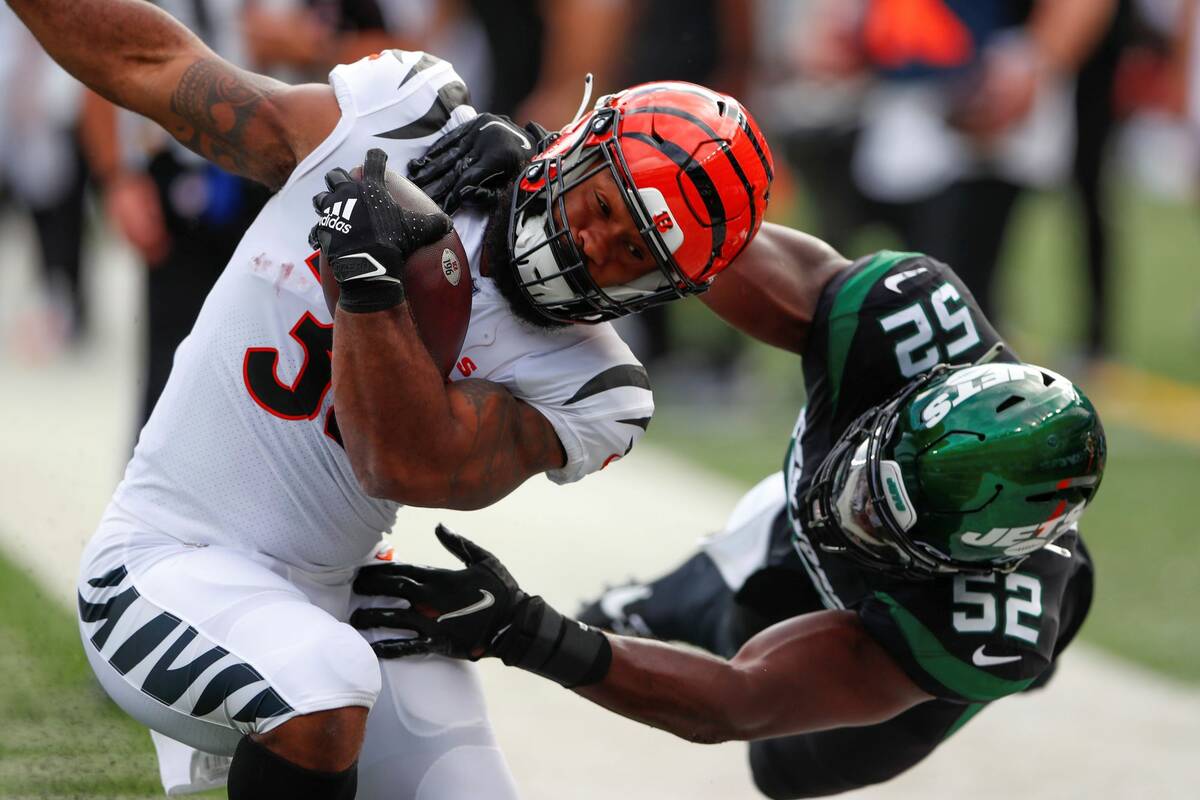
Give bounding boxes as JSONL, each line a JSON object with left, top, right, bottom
{"left": 622, "top": 82, "right": 726, "bottom": 107}
{"left": 621, "top": 131, "right": 727, "bottom": 278}
{"left": 624, "top": 105, "right": 767, "bottom": 193}
{"left": 736, "top": 115, "right": 774, "bottom": 185}
{"left": 623, "top": 105, "right": 768, "bottom": 265}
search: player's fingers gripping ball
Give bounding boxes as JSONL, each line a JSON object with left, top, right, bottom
{"left": 309, "top": 148, "right": 473, "bottom": 378}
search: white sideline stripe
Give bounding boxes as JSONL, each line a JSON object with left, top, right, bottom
{"left": 0, "top": 221, "right": 1197, "bottom": 799}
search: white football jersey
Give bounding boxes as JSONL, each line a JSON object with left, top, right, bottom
{"left": 110, "top": 51, "right": 653, "bottom": 570}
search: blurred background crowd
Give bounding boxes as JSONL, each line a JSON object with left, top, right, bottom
{"left": 1, "top": 0, "right": 1197, "bottom": 733}
{"left": 3, "top": 0, "right": 1200, "bottom": 404}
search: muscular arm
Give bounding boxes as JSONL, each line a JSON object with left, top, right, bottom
{"left": 332, "top": 307, "right": 566, "bottom": 510}
{"left": 6, "top": 0, "right": 339, "bottom": 189}
{"left": 700, "top": 223, "right": 849, "bottom": 355}
{"left": 576, "top": 610, "right": 932, "bottom": 744}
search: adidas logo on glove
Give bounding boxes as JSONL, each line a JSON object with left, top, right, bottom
{"left": 318, "top": 198, "right": 357, "bottom": 234}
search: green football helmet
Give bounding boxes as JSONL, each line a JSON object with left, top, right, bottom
{"left": 800, "top": 361, "right": 1106, "bottom": 579}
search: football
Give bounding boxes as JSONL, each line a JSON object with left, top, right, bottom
{"left": 320, "top": 167, "right": 472, "bottom": 379}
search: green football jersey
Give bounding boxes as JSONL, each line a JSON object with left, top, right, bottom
{"left": 764, "top": 251, "right": 1094, "bottom": 704}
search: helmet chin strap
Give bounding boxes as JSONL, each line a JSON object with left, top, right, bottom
{"left": 570, "top": 73, "right": 595, "bottom": 126}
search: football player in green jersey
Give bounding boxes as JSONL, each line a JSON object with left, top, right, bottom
{"left": 349, "top": 116, "right": 1105, "bottom": 798}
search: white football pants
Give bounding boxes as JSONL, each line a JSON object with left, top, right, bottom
{"left": 77, "top": 505, "right": 519, "bottom": 798}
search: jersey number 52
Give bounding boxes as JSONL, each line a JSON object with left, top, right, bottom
{"left": 879, "top": 282, "right": 981, "bottom": 377}
{"left": 952, "top": 573, "right": 1043, "bottom": 645}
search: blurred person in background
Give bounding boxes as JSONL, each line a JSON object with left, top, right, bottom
{"left": 1068, "top": 1, "right": 1136, "bottom": 361}
{"left": 517, "top": 0, "right": 757, "bottom": 393}
{"left": 618, "top": 0, "right": 756, "bottom": 389}
{"left": 1177, "top": 0, "right": 1200, "bottom": 122}
{"left": 82, "top": 0, "right": 403, "bottom": 429}
{"left": 0, "top": 4, "right": 89, "bottom": 356}
{"left": 772, "top": 0, "right": 1116, "bottom": 325}
{"left": 512, "top": 0, "right": 632, "bottom": 126}
{"left": 454, "top": 0, "right": 544, "bottom": 117}
{"left": 1163, "top": 0, "right": 1200, "bottom": 183}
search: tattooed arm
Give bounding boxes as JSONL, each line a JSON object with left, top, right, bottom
{"left": 6, "top": 0, "right": 339, "bottom": 189}
{"left": 332, "top": 307, "right": 566, "bottom": 510}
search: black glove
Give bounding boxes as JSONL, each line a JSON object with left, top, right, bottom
{"left": 309, "top": 147, "right": 452, "bottom": 313}
{"left": 407, "top": 113, "right": 550, "bottom": 214}
{"left": 351, "top": 525, "right": 612, "bottom": 688}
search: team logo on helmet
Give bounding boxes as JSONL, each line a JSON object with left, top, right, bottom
{"left": 800, "top": 362, "right": 1105, "bottom": 579}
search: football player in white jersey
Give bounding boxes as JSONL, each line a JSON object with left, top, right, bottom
{"left": 6, "top": 0, "right": 774, "bottom": 797}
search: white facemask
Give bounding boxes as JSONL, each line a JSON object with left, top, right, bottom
{"left": 513, "top": 209, "right": 671, "bottom": 298}
{"left": 511, "top": 211, "right": 578, "bottom": 307}
{"left": 603, "top": 269, "right": 673, "bottom": 303}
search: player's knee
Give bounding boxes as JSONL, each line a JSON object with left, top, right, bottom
{"left": 310, "top": 622, "right": 382, "bottom": 700}
{"left": 255, "top": 705, "right": 369, "bottom": 772}
{"left": 252, "top": 623, "right": 379, "bottom": 771}
{"left": 272, "top": 620, "right": 382, "bottom": 716}
{"left": 229, "top": 730, "right": 359, "bottom": 800}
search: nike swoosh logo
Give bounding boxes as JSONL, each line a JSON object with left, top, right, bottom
{"left": 480, "top": 120, "right": 531, "bottom": 150}
{"left": 972, "top": 645, "right": 1021, "bottom": 667}
{"left": 599, "top": 584, "right": 651, "bottom": 620}
{"left": 884, "top": 267, "right": 927, "bottom": 293}
{"left": 437, "top": 589, "right": 495, "bottom": 621}
{"left": 335, "top": 252, "right": 396, "bottom": 282}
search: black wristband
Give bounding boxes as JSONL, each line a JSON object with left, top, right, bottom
{"left": 495, "top": 596, "right": 612, "bottom": 688}
{"left": 336, "top": 278, "right": 406, "bottom": 314}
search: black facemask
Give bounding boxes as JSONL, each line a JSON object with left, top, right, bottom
{"left": 480, "top": 187, "right": 570, "bottom": 332}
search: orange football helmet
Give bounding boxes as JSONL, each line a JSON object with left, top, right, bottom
{"left": 507, "top": 81, "right": 774, "bottom": 323}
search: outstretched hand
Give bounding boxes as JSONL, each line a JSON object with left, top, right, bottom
{"left": 351, "top": 525, "right": 528, "bottom": 659}
{"left": 407, "top": 113, "right": 549, "bottom": 213}
{"left": 309, "top": 147, "right": 451, "bottom": 313}
{"left": 354, "top": 525, "right": 613, "bottom": 687}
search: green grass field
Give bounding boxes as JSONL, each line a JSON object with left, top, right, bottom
{"left": 0, "top": 556, "right": 228, "bottom": 799}
{"left": 0, "top": 556, "right": 164, "bottom": 799}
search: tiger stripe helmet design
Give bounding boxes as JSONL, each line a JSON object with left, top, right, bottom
{"left": 507, "top": 81, "right": 774, "bottom": 323}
